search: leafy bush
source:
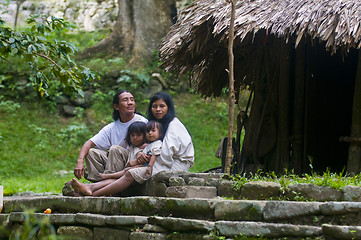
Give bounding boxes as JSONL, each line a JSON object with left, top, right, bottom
{"left": 56, "top": 123, "right": 92, "bottom": 145}
{"left": 0, "top": 100, "right": 20, "bottom": 113}
{"left": 3, "top": 210, "right": 57, "bottom": 239}
{"left": 0, "top": 14, "right": 99, "bottom": 98}
{"left": 228, "top": 168, "right": 361, "bottom": 200}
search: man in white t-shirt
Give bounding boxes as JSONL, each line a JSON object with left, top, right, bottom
{"left": 73, "top": 90, "right": 147, "bottom": 182}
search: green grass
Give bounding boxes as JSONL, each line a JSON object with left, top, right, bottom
{"left": 174, "top": 93, "right": 230, "bottom": 172}
{"left": 0, "top": 101, "right": 92, "bottom": 195}
{"left": 0, "top": 93, "right": 229, "bottom": 195}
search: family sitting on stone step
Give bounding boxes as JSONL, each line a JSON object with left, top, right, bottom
{"left": 69, "top": 91, "right": 194, "bottom": 196}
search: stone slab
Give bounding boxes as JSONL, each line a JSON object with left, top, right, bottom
{"left": 3, "top": 196, "right": 122, "bottom": 215}
{"left": 322, "top": 224, "right": 361, "bottom": 239}
{"left": 105, "top": 215, "right": 148, "bottom": 226}
{"left": 263, "top": 201, "right": 322, "bottom": 220}
{"left": 129, "top": 231, "right": 167, "bottom": 240}
{"left": 241, "top": 181, "right": 281, "bottom": 200}
{"left": 214, "top": 200, "right": 266, "bottom": 221}
{"left": 320, "top": 201, "right": 361, "bottom": 215}
{"left": 343, "top": 185, "right": 361, "bottom": 201}
{"left": 286, "top": 183, "right": 343, "bottom": 201}
{"left": 148, "top": 216, "right": 215, "bottom": 232}
{"left": 166, "top": 186, "right": 217, "bottom": 199}
{"left": 215, "top": 221, "right": 322, "bottom": 238}
{"left": 94, "top": 227, "right": 130, "bottom": 240}
{"left": 8, "top": 212, "right": 76, "bottom": 224}
{"left": 120, "top": 197, "right": 215, "bottom": 220}
{"left": 75, "top": 213, "right": 107, "bottom": 226}
{"left": 57, "top": 226, "right": 93, "bottom": 239}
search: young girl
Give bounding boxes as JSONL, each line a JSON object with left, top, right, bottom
{"left": 99, "top": 121, "right": 147, "bottom": 180}
{"left": 101, "top": 121, "right": 164, "bottom": 182}
{"left": 142, "top": 121, "right": 164, "bottom": 177}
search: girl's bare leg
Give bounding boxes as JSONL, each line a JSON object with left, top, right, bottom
{"left": 99, "top": 170, "right": 125, "bottom": 179}
{"left": 99, "top": 166, "right": 143, "bottom": 180}
{"left": 92, "top": 171, "right": 135, "bottom": 196}
{"left": 71, "top": 178, "right": 116, "bottom": 196}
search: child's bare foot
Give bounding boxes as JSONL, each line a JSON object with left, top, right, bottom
{"left": 99, "top": 173, "right": 111, "bottom": 180}
{"left": 70, "top": 178, "right": 92, "bottom": 196}
{"left": 73, "top": 190, "right": 83, "bottom": 197}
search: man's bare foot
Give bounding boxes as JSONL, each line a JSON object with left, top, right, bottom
{"left": 70, "top": 178, "right": 92, "bottom": 196}
{"left": 99, "top": 173, "right": 111, "bottom": 180}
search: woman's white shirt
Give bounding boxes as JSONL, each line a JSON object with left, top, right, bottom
{"left": 159, "top": 117, "right": 194, "bottom": 169}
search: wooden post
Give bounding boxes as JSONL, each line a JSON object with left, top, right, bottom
{"left": 293, "top": 43, "right": 306, "bottom": 174}
{"left": 347, "top": 50, "right": 361, "bottom": 173}
{"left": 225, "top": 0, "right": 236, "bottom": 175}
{"left": 277, "top": 39, "right": 291, "bottom": 171}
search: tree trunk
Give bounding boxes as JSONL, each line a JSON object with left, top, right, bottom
{"left": 14, "top": 0, "right": 24, "bottom": 31}
{"left": 79, "top": 0, "right": 176, "bottom": 64}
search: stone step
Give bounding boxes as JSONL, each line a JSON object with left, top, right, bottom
{"left": 165, "top": 186, "right": 217, "bottom": 198}
{"left": 4, "top": 196, "right": 361, "bottom": 225}
{"left": 7, "top": 212, "right": 148, "bottom": 227}
{"left": 3, "top": 212, "right": 361, "bottom": 239}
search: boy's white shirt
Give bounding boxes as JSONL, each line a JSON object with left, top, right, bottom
{"left": 90, "top": 114, "right": 147, "bottom": 151}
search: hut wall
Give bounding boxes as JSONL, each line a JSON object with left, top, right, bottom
{"left": 305, "top": 43, "right": 357, "bottom": 172}
{"left": 242, "top": 34, "right": 356, "bottom": 174}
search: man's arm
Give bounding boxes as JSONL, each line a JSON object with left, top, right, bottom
{"left": 74, "top": 140, "right": 95, "bottom": 179}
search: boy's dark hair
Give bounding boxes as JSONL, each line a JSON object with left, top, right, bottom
{"left": 125, "top": 121, "right": 147, "bottom": 146}
{"left": 146, "top": 121, "right": 164, "bottom": 141}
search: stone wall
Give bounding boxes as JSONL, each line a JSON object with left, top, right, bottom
{"left": 2, "top": 0, "right": 118, "bottom": 31}
{"left": 2, "top": 196, "right": 361, "bottom": 239}
{"left": 3, "top": 171, "right": 361, "bottom": 239}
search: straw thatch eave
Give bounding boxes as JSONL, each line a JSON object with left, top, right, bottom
{"left": 159, "top": 0, "right": 361, "bottom": 97}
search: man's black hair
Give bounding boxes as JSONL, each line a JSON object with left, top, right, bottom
{"left": 112, "top": 89, "right": 129, "bottom": 121}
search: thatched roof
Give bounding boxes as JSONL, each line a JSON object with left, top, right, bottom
{"left": 159, "top": 0, "right": 361, "bottom": 97}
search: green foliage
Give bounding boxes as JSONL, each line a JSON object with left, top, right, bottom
{"left": 117, "top": 69, "right": 150, "bottom": 89}
{"left": 228, "top": 167, "right": 361, "bottom": 201}
{"left": 90, "top": 89, "right": 116, "bottom": 121}
{"left": 81, "top": 57, "right": 127, "bottom": 76}
{"left": 56, "top": 123, "right": 92, "bottom": 145}
{"left": 0, "top": 100, "right": 20, "bottom": 116}
{"left": 0, "top": 14, "right": 99, "bottom": 98}
{"left": 6, "top": 210, "right": 57, "bottom": 240}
